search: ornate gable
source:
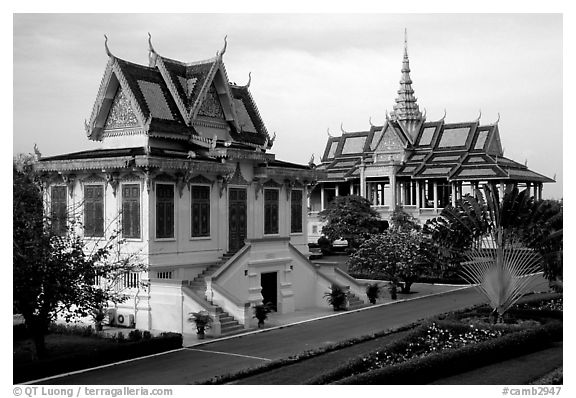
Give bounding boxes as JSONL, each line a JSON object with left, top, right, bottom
{"left": 104, "top": 87, "right": 140, "bottom": 130}
{"left": 197, "top": 84, "right": 226, "bottom": 119}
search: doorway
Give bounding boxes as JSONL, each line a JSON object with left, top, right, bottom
{"left": 260, "top": 272, "right": 278, "bottom": 311}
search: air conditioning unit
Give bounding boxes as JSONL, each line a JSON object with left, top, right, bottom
{"left": 115, "top": 312, "right": 135, "bottom": 327}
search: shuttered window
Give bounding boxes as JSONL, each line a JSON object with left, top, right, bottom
{"left": 84, "top": 185, "right": 104, "bottom": 237}
{"left": 191, "top": 185, "right": 210, "bottom": 237}
{"left": 156, "top": 184, "right": 174, "bottom": 239}
{"left": 290, "top": 189, "right": 303, "bottom": 233}
{"left": 122, "top": 184, "right": 140, "bottom": 239}
{"left": 264, "top": 189, "right": 279, "bottom": 235}
{"left": 50, "top": 186, "right": 67, "bottom": 235}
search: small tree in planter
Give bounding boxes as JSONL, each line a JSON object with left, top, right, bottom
{"left": 366, "top": 283, "right": 381, "bottom": 304}
{"left": 253, "top": 303, "right": 272, "bottom": 328}
{"left": 324, "top": 284, "right": 348, "bottom": 311}
{"left": 189, "top": 311, "right": 212, "bottom": 339}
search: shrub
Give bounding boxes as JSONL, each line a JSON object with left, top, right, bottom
{"left": 324, "top": 285, "right": 348, "bottom": 311}
{"left": 128, "top": 329, "right": 143, "bottom": 342}
{"left": 253, "top": 304, "right": 272, "bottom": 327}
{"left": 189, "top": 311, "right": 212, "bottom": 335}
{"left": 116, "top": 331, "right": 125, "bottom": 342}
{"left": 143, "top": 331, "right": 152, "bottom": 340}
{"left": 366, "top": 283, "right": 381, "bottom": 304}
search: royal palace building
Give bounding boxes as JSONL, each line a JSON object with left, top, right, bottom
{"left": 308, "top": 33, "right": 554, "bottom": 243}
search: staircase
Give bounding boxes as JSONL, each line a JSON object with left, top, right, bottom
{"left": 185, "top": 254, "right": 245, "bottom": 335}
{"left": 347, "top": 292, "right": 365, "bottom": 310}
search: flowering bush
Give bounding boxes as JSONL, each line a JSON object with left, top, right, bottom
{"left": 356, "top": 322, "right": 505, "bottom": 373}
{"left": 516, "top": 298, "right": 563, "bottom": 312}
{"left": 348, "top": 231, "right": 427, "bottom": 293}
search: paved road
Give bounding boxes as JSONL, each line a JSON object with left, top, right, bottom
{"left": 38, "top": 277, "right": 549, "bottom": 385}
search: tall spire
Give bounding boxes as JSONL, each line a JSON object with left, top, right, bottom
{"left": 390, "top": 29, "right": 423, "bottom": 140}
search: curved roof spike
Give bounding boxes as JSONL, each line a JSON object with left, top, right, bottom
{"left": 148, "top": 32, "right": 156, "bottom": 54}
{"left": 369, "top": 116, "right": 374, "bottom": 127}
{"left": 422, "top": 108, "right": 427, "bottom": 119}
{"left": 493, "top": 112, "right": 501, "bottom": 125}
{"left": 104, "top": 34, "right": 113, "bottom": 58}
{"left": 220, "top": 35, "right": 228, "bottom": 57}
{"left": 327, "top": 127, "right": 333, "bottom": 138}
{"left": 475, "top": 109, "right": 482, "bottom": 122}
{"left": 439, "top": 108, "right": 447, "bottom": 122}
{"left": 340, "top": 122, "right": 348, "bottom": 134}
{"left": 245, "top": 72, "right": 252, "bottom": 88}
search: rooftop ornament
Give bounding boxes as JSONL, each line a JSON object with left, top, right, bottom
{"left": 245, "top": 72, "right": 252, "bottom": 88}
{"left": 340, "top": 122, "right": 348, "bottom": 134}
{"left": 217, "top": 35, "right": 228, "bottom": 58}
{"left": 474, "top": 109, "right": 482, "bottom": 123}
{"left": 327, "top": 127, "right": 333, "bottom": 138}
{"left": 439, "top": 109, "right": 447, "bottom": 122}
{"left": 104, "top": 34, "right": 114, "bottom": 58}
{"left": 492, "top": 112, "right": 501, "bottom": 125}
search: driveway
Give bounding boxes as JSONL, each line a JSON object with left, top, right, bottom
{"left": 33, "top": 276, "right": 549, "bottom": 385}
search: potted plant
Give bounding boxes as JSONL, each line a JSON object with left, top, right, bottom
{"left": 92, "top": 307, "right": 106, "bottom": 332}
{"left": 366, "top": 283, "right": 381, "bottom": 304}
{"left": 388, "top": 281, "right": 398, "bottom": 300}
{"left": 253, "top": 303, "right": 272, "bottom": 328}
{"left": 324, "top": 284, "right": 348, "bottom": 311}
{"left": 189, "top": 310, "right": 212, "bottom": 339}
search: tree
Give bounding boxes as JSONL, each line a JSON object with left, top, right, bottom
{"left": 318, "top": 195, "right": 380, "bottom": 250}
{"left": 347, "top": 230, "right": 426, "bottom": 294}
{"left": 13, "top": 157, "right": 144, "bottom": 357}
{"left": 390, "top": 205, "right": 421, "bottom": 232}
{"left": 424, "top": 184, "right": 562, "bottom": 322}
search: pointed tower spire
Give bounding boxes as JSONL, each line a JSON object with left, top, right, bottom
{"left": 390, "top": 29, "right": 424, "bottom": 141}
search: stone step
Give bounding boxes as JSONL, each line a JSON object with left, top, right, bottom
{"left": 220, "top": 324, "right": 244, "bottom": 335}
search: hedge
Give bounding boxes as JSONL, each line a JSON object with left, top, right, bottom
{"left": 14, "top": 332, "right": 182, "bottom": 383}
{"left": 330, "top": 321, "right": 562, "bottom": 385}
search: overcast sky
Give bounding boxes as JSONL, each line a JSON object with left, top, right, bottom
{"left": 13, "top": 13, "right": 563, "bottom": 199}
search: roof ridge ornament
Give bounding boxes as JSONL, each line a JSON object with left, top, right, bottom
{"left": 327, "top": 127, "right": 333, "bottom": 138}
{"left": 439, "top": 109, "right": 447, "bottom": 122}
{"left": 340, "top": 122, "right": 348, "bottom": 134}
{"left": 369, "top": 116, "right": 374, "bottom": 127}
{"left": 217, "top": 35, "right": 228, "bottom": 59}
{"left": 148, "top": 32, "right": 156, "bottom": 54}
{"left": 492, "top": 112, "right": 501, "bottom": 125}
{"left": 245, "top": 72, "right": 252, "bottom": 88}
{"left": 104, "top": 34, "right": 114, "bottom": 58}
{"left": 474, "top": 109, "right": 482, "bottom": 123}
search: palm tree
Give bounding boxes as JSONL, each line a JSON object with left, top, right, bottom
{"left": 425, "top": 184, "right": 562, "bottom": 322}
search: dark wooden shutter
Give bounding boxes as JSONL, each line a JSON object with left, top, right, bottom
{"left": 122, "top": 184, "right": 140, "bottom": 239}
{"left": 191, "top": 185, "right": 210, "bottom": 237}
{"left": 156, "top": 184, "right": 174, "bottom": 239}
{"left": 264, "top": 189, "right": 279, "bottom": 235}
{"left": 291, "top": 189, "right": 303, "bottom": 233}
{"left": 51, "top": 186, "right": 67, "bottom": 235}
{"left": 84, "top": 185, "right": 104, "bottom": 237}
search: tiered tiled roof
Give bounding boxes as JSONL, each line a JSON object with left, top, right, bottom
{"left": 86, "top": 36, "right": 269, "bottom": 148}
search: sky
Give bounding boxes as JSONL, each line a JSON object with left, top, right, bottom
{"left": 12, "top": 13, "right": 563, "bottom": 199}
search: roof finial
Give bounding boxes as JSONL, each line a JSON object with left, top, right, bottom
{"left": 340, "top": 122, "right": 348, "bottom": 134}
{"left": 422, "top": 108, "right": 427, "bottom": 120}
{"left": 404, "top": 28, "right": 408, "bottom": 55}
{"left": 439, "top": 109, "right": 447, "bottom": 122}
{"left": 493, "top": 112, "right": 501, "bottom": 125}
{"left": 245, "top": 72, "right": 252, "bottom": 88}
{"left": 369, "top": 116, "right": 374, "bottom": 127}
{"left": 327, "top": 127, "right": 333, "bottom": 138}
{"left": 220, "top": 35, "right": 228, "bottom": 57}
{"left": 148, "top": 32, "right": 156, "bottom": 54}
{"left": 104, "top": 34, "right": 113, "bottom": 58}
{"left": 475, "top": 109, "right": 482, "bottom": 123}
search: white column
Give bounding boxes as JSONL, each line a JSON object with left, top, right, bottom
{"left": 526, "top": 182, "right": 531, "bottom": 198}
{"left": 415, "top": 181, "right": 421, "bottom": 208}
{"left": 538, "top": 183, "right": 543, "bottom": 200}
{"left": 360, "top": 159, "right": 366, "bottom": 198}
{"left": 390, "top": 174, "right": 397, "bottom": 210}
{"left": 335, "top": 184, "right": 339, "bottom": 198}
{"left": 451, "top": 182, "right": 456, "bottom": 207}
{"left": 320, "top": 186, "right": 325, "bottom": 211}
{"left": 350, "top": 181, "right": 354, "bottom": 196}
{"left": 433, "top": 181, "right": 438, "bottom": 210}
{"left": 499, "top": 181, "right": 505, "bottom": 201}
{"left": 400, "top": 182, "right": 405, "bottom": 205}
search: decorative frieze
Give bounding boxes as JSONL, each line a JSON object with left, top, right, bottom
{"left": 104, "top": 87, "right": 140, "bottom": 130}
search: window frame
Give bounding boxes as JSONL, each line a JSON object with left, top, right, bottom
{"left": 155, "top": 182, "right": 176, "bottom": 240}
{"left": 190, "top": 184, "right": 211, "bottom": 239}
{"left": 83, "top": 184, "right": 105, "bottom": 238}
